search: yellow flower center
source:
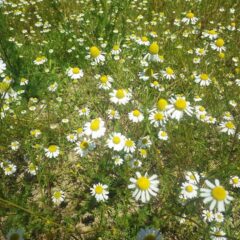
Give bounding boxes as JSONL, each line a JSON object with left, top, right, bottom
{"left": 153, "top": 81, "right": 159, "bottom": 86}
{"left": 113, "top": 44, "right": 119, "bottom": 50}
{"left": 215, "top": 38, "right": 224, "bottom": 47}
{"left": 144, "top": 234, "right": 156, "bottom": 240}
{"left": 199, "top": 106, "right": 205, "bottom": 112}
{"left": 199, "top": 48, "right": 204, "bottom": 54}
{"left": 166, "top": 67, "right": 174, "bottom": 75}
{"left": 186, "top": 12, "right": 194, "bottom": 19}
{"left": 48, "top": 145, "right": 57, "bottom": 153}
{"left": 125, "top": 139, "right": 134, "bottom": 147}
{"left": 232, "top": 177, "right": 239, "bottom": 184}
{"left": 90, "top": 46, "right": 101, "bottom": 58}
{"left": 140, "top": 149, "right": 147, "bottom": 156}
{"left": 141, "top": 36, "right": 148, "bottom": 42}
{"left": 200, "top": 74, "right": 209, "bottom": 80}
{"left": 133, "top": 110, "right": 141, "bottom": 117}
{"left": 157, "top": 98, "right": 168, "bottom": 110}
{"left": 72, "top": 67, "right": 80, "bottom": 74}
{"left": 95, "top": 185, "right": 103, "bottom": 194}
{"left": 175, "top": 98, "right": 187, "bottom": 110}
{"left": 0, "top": 82, "right": 10, "bottom": 93}
{"left": 77, "top": 127, "right": 83, "bottom": 134}
{"left": 100, "top": 75, "right": 108, "bottom": 83}
{"left": 208, "top": 29, "right": 217, "bottom": 35}
{"left": 10, "top": 233, "right": 20, "bottom": 240}
{"left": 113, "top": 136, "right": 121, "bottom": 144}
{"left": 149, "top": 42, "right": 159, "bottom": 54}
{"left": 160, "top": 131, "right": 167, "bottom": 137}
{"left": 211, "top": 186, "right": 227, "bottom": 201}
{"left": 185, "top": 185, "right": 193, "bottom": 192}
{"left": 225, "top": 121, "right": 235, "bottom": 129}
{"left": 137, "top": 176, "right": 150, "bottom": 190}
{"left": 90, "top": 119, "right": 100, "bottom": 131}
{"left": 219, "top": 53, "right": 225, "bottom": 59}
{"left": 116, "top": 89, "right": 125, "bottom": 99}
{"left": 154, "top": 112, "right": 164, "bottom": 121}
{"left": 80, "top": 141, "right": 89, "bottom": 149}
{"left": 54, "top": 191, "right": 62, "bottom": 199}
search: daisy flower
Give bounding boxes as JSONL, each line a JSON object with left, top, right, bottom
{"left": 200, "top": 179, "right": 233, "bottom": 212}
{"left": 144, "top": 42, "right": 161, "bottom": 62}
{"left": 84, "top": 118, "right": 106, "bottom": 139}
{"left": 113, "top": 155, "right": 124, "bottom": 166}
{"left": 136, "top": 228, "right": 162, "bottom": 240}
{"left": 202, "top": 209, "right": 214, "bottom": 222}
{"left": 90, "top": 183, "right": 109, "bottom": 202}
{"left": 185, "top": 171, "right": 200, "bottom": 184}
{"left": 195, "top": 48, "right": 207, "bottom": 56}
{"left": 211, "top": 38, "right": 226, "bottom": 52}
{"left": 128, "top": 109, "right": 144, "bottom": 123}
{"left": 79, "top": 107, "right": 90, "bottom": 117}
{"left": 3, "top": 163, "right": 17, "bottom": 175}
{"left": 215, "top": 212, "right": 224, "bottom": 223}
{"left": 219, "top": 121, "right": 236, "bottom": 135}
{"left": 111, "top": 44, "right": 121, "bottom": 55}
{"left": 0, "top": 58, "right": 6, "bottom": 73}
{"left": 139, "top": 148, "right": 148, "bottom": 158}
{"left": 130, "top": 159, "right": 142, "bottom": 168}
{"left": 203, "top": 29, "right": 218, "bottom": 40}
{"left": 167, "top": 96, "right": 193, "bottom": 121}
{"left": 48, "top": 82, "right": 58, "bottom": 92}
{"left": 110, "top": 88, "right": 132, "bottom": 105}
{"left": 195, "top": 73, "right": 212, "bottom": 86}
{"left": 74, "top": 138, "right": 95, "bottom": 157}
{"left": 10, "top": 141, "right": 20, "bottom": 150}
{"left": 87, "top": 46, "right": 105, "bottom": 64}
{"left": 27, "top": 162, "right": 38, "bottom": 175}
{"left": 139, "top": 68, "right": 159, "bottom": 81}
{"left": 180, "top": 182, "right": 198, "bottom": 199}
{"left": 128, "top": 172, "right": 159, "bottom": 203}
{"left": 20, "top": 78, "right": 29, "bottom": 86}
{"left": 136, "top": 36, "right": 150, "bottom": 46}
{"left": 210, "top": 227, "right": 227, "bottom": 240}
{"left": 124, "top": 138, "right": 136, "bottom": 153}
{"left": 106, "top": 108, "right": 120, "bottom": 120}
{"left": 52, "top": 190, "right": 65, "bottom": 205}
{"left": 162, "top": 67, "right": 175, "bottom": 80}
{"left": 149, "top": 110, "right": 167, "bottom": 127}
{"left": 229, "top": 176, "right": 240, "bottom": 188}
{"left": 45, "top": 145, "right": 60, "bottom": 158}
{"left": 182, "top": 11, "right": 198, "bottom": 25}
{"left": 34, "top": 56, "right": 47, "bottom": 65}
{"left": 106, "top": 132, "right": 125, "bottom": 151}
{"left": 156, "top": 98, "right": 168, "bottom": 111}
{"left": 138, "top": 136, "right": 152, "bottom": 148}
{"left": 67, "top": 67, "right": 84, "bottom": 80}
{"left": 96, "top": 74, "right": 113, "bottom": 90}
{"left": 6, "top": 229, "right": 24, "bottom": 240}
{"left": 66, "top": 133, "right": 77, "bottom": 143}
{"left": 158, "top": 130, "right": 168, "bottom": 141}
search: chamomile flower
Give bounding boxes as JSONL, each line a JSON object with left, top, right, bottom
{"left": 139, "top": 148, "right": 148, "bottom": 158}
{"left": 52, "top": 190, "right": 65, "bottom": 205}
{"left": 202, "top": 209, "right": 214, "bottom": 222}
{"left": 215, "top": 212, "right": 224, "bottom": 223}
{"left": 138, "top": 136, "right": 152, "bottom": 148}
{"left": 149, "top": 110, "right": 167, "bottom": 127}
{"left": 87, "top": 46, "right": 105, "bottom": 64}
{"left": 110, "top": 88, "right": 132, "bottom": 105}
{"left": 139, "top": 68, "right": 158, "bottom": 81}
{"left": 67, "top": 67, "right": 84, "bottom": 80}
{"left": 124, "top": 138, "right": 136, "bottom": 153}
{"left": 180, "top": 182, "right": 198, "bottom": 199}
{"left": 136, "top": 36, "right": 150, "bottom": 46}
{"left": 185, "top": 171, "right": 200, "bottom": 184}
{"left": 111, "top": 44, "right": 121, "bottom": 55}
{"left": 136, "top": 228, "right": 162, "bottom": 240}
{"left": 195, "top": 48, "right": 207, "bottom": 56}
{"left": 128, "top": 109, "right": 144, "bottom": 123}
{"left": 96, "top": 74, "right": 113, "bottom": 90}
{"left": 84, "top": 118, "right": 106, "bottom": 139}
{"left": 66, "top": 133, "right": 77, "bottom": 143}
{"left": 107, "top": 108, "right": 120, "bottom": 120}
{"left": 45, "top": 145, "right": 60, "bottom": 158}
{"left": 6, "top": 229, "right": 24, "bottom": 240}
{"left": 30, "top": 129, "right": 42, "bottom": 138}
{"left": 210, "top": 227, "right": 227, "bottom": 240}
{"left": 144, "top": 42, "right": 161, "bottom": 62}
{"left": 128, "top": 172, "right": 159, "bottom": 203}
{"left": 222, "top": 112, "right": 233, "bottom": 121}
{"left": 48, "top": 82, "right": 58, "bottom": 92}
{"left": 20, "top": 78, "right": 29, "bottom": 86}
{"left": 3, "top": 163, "right": 17, "bottom": 175}
{"left": 113, "top": 155, "right": 124, "bottom": 166}
{"left": 167, "top": 96, "right": 193, "bottom": 121}
{"left": 219, "top": 121, "right": 236, "bottom": 135}
{"left": 74, "top": 138, "right": 95, "bottom": 157}
{"left": 130, "top": 159, "right": 142, "bottom": 168}
{"left": 195, "top": 73, "right": 212, "bottom": 86}
{"left": 27, "top": 162, "right": 38, "bottom": 175}
{"left": 162, "top": 67, "right": 175, "bottom": 80}
{"left": 0, "top": 58, "right": 6, "bottom": 73}
{"left": 90, "top": 183, "right": 109, "bottom": 202}
{"left": 230, "top": 176, "right": 240, "bottom": 188}
{"left": 79, "top": 107, "right": 90, "bottom": 117}
{"left": 34, "top": 56, "right": 47, "bottom": 65}
{"left": 200, "top": 179, "right": 233, "bottom": 212}
{"left": 203, "top": 29, "right": 218, "bottom": 40}
{"left": 211, "top": 38, "right": 226, "bottom": 52}
{"left": 10, "top": 141, "right": 20, "bottom": 150}
{"left": 106, "top": 132, "right": 125, "bottom": 151}
{"left": 182, "top": 11, "right": 198, "bottom": 25}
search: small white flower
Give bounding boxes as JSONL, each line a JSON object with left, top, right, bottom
{"left": 180, "top": 182, "right": 198, "bottom": 199}
{"left": 214, "top": 212, "right": 224, "bottom": 223}
{"left": 230, "top": 176, "right": 240, "bottom": 188}
{"left": 84, "top": 118, "right": 106, "bottom": 139}
{"left": 219, "top": 121, "right": 236, "bottom": 135}
{"left": 52, "top": 190, "right": 65, "bottom": 205}
{"left": 136, "top": 228, "right": 162, "bottom": 240}
{"left": 202, "top": 209, "right": 214, "bottom": 222}
{"left": 27, "top": 162, "right": 38, "bottom": 175}
{"left": 67, "top": 67, "right": 84, "bottom": 80}
{"left": 45, "top": 145, "right": 60, "bottom": 158}
{"left": 128, "top": 109, "right": 144, "bottom": 123}
{"left": 106, "top": 132, "right": 126, "bottom": 151}
{"left": 90, "top": 183, "right": 109, "bottom": 202}
{"left": 158, "top": 130, "right": 168, "bottom": 141}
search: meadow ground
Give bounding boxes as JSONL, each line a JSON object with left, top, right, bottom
{"left": 0, "top": 0, "right": 240, "bottom": 239}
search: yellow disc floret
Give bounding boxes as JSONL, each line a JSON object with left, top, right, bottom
{"left": 211, "top": 186, "right": 227, "bottom": 201}
{"left": 137, "top": 177, "right": 150, "bottom": 190}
